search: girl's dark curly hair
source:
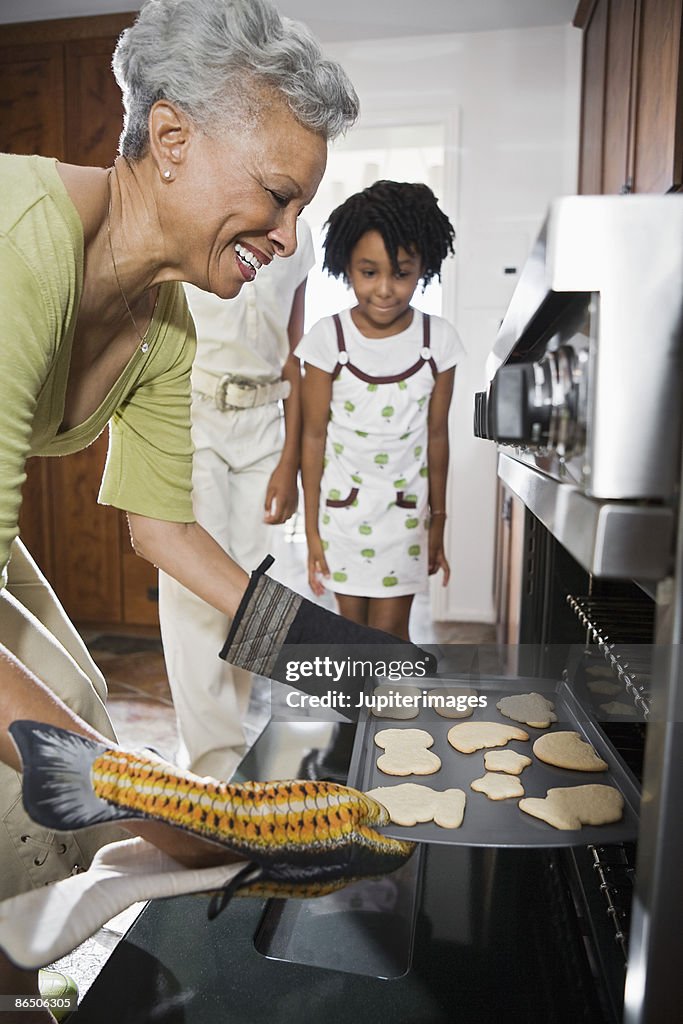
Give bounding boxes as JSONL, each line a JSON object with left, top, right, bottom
{"left": 322, "top": 180, "right": 455, "bottom": 290}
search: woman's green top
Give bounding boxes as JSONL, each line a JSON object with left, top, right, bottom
{"left": 0, "top": 154, "right": 196, "bottom": 587}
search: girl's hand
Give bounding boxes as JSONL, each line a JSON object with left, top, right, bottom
{"left": 307, "top": 534, "right": 330, "bottom": 596}
{"left": 263, "top": 462, "right": 299, "bottom": 525}
{"left": 428, "top": 526, "right": 451, "bottom": 586}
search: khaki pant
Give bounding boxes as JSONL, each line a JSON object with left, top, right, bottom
{"left": 0, "top": 540, "right": 125, "bottom": 900}
{"left": 158, "top": 399, "right": 282, "bottom": 780}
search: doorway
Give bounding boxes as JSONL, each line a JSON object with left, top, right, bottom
{"left": 302, "top": 121, "right": 448, "bottom": 329}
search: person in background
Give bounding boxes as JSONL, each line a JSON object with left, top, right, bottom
{"left": 158, "top": 219, "right": 314, "bottom": 779}
{"left": 298, "top": 180, "right": 465, "bottom": 640}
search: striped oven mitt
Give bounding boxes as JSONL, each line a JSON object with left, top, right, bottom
{"left": 220, "top": 556, "right": 437, "bottom": 710}
{"left": 9, "top": 721, "right": 415, "bottom": 912}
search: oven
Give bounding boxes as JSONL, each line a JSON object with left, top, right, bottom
{"left": 73, "top": 196, "right": 682, "bottom": 1024}
{"left": 474, "top": 195, "right": 683, "bottom": 1024}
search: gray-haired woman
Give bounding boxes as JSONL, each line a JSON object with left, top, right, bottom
{"left": 0, "top": 1, "right": 430, "bottom": 1013}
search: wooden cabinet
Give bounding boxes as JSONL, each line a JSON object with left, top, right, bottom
{"left": 631, "top": 0, "right": 683, "bottom": 191}
{"left": 64, "top": 35, "right": 129, "bottom": 167}
{"left": 0, "top": 42, "right": 66, "bottom": 156}
{"left": 575, "top": 0, "right": 683, "bottom": 194}
{"left": 1, "top": 13, "right": 160, "bottom": 628}
{"left": 493, "top": 481, "right": 526, "bottom": 676}
{"left": 494, "top": 482, "right": 526, "bottom": 648}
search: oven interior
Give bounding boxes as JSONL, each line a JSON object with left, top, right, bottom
{"left": 515, "top": 508, "right": 653, "bottom": 1023}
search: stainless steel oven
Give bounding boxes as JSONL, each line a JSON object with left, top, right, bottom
{"left": 474, "top": 195, "right": 683, "bottom": 1024}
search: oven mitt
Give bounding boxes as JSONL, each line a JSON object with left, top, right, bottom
{"left": 8, "top": 721, "right": 415, "bottom": 931}
{"left": 220, "top": 556, "right": 438, "bottom": 710}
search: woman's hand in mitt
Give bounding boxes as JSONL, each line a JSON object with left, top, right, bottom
{"left": 220, "top": 556, "right": 438, "bottom": 705}
{"left": 9, "top": 720, "right": 415, "bottom": 910}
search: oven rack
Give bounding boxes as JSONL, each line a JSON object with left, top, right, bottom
{"left": 588, "top": 843, "right": 636, "bottom": 962}
{"left": 565, "top": 595, "right": 652, "bottom": 718}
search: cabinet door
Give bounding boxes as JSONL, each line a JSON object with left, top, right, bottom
{"left": 121, "top": 536, "right": 161, "bottom": 626}
{"left": 494, "top": 482, "right": 511, "bottom": 646}
{"left": 494, "top": 483, "right": 525, "bottom": 674}
{"left": 18, "top": 461, "right": 55, "bottom": 581}
{"left": 631, "top": 0, "right": 683, "bottom": 192}
{"left": 0, "top": 43, "right": 65, "bottom": 157}
{"left": 1, "top": 21, "right": 159, "bottom": 627}
{"left": 51, "top": 432, "right": 123, "bottom": 624}
{"left": 578, "top": 0, "right": 609, "bottom": 193}
{"left": 577, "top": 0, "right": 638, "bottom": 194}
{"left": 58, "top": 32, "right": 160, "bottom": 626}
{"left": 602, "top": 0, "right": 637, "bottom": 193}
{"left": 48, "top": 34, "right": 128, "bottom": 625}
{"left": 64, "top": 36, "right": 123, "bottom": 166}
{"left": 0, "top": 43, "right": 66, "bottom": 577}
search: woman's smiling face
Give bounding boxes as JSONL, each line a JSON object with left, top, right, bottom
{"left": 167, "top": 101, "right": 327, "bottom": 298}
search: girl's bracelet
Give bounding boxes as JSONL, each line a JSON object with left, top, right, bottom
{"left": 429, "top": 510, "right": 447, "bottom": 523}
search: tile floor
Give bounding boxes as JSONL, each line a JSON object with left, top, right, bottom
{"left": 51, "top": 527, "right": 497, "bottom": 1006}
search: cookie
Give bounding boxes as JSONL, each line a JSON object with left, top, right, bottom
{"left": 370, "top": 683, "right": 421, "bottom": 720}
{"left": 598, "top": 701, "right": 638, "bottom": 717}
{"left": 496, "top": 692, "right": 557, "bottom": 729}
{"left": 447, "top": 721, "right": 529, "bottom": 754}
{"left": 483, "top": 749, "right": 532, "bottom": 775}
{"left": 533, "top": 731, "right": 608, "bottom": 772}
{"left": 366, "top": 783, "right": 466, "bottom": 828}
{"left": 519, "top": 784, "right": 623, "bottom": 830}
{"left": 585, "top": 665, "right": 617, "bottom": 680}
{"left": 374, "top": 728, "right": 441, "bottom": 776}
{"left": 587, "top": 679, "right": 623, "bottom": 697}
{"left": 425, "top": 686, "right": 477, "bottom": 719}
{"left": 470, "top": 773, "right": 525, "bottom": 800}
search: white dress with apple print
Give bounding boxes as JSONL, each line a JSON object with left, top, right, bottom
{"left": 296, "top": 307, "right": 465, "bottom": 597}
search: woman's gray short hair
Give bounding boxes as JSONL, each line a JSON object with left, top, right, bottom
{"left": 112, "top": 0, "right": 359, "bottom": 159}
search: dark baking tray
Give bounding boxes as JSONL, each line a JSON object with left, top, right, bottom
{"left": 347, "top": 675, "right": 640, "bottom": 847}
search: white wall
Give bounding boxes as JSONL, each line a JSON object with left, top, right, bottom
{"left": 324, "top": 24, "right": 582, "bottom": 622}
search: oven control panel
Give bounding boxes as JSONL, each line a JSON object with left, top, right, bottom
{"left": 474, "top": 324, "right": 589, "bottom": 477}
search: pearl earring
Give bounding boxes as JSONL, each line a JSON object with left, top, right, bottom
{"left": 163, "top": 169, "right": 172, "bottom": 180}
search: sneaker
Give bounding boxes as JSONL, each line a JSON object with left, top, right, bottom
{"left": 38, "top": 968, "right": 78, "bottom": 1021}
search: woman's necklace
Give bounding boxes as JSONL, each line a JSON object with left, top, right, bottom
{"left": 106, "top": 171, "right": 155, "bottom": 354}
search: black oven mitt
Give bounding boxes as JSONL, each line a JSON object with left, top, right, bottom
{"left": 219, "top": 556, "right": 437, "bottom": 710}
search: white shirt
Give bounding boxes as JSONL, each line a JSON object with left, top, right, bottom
{"left": 295, "top": 306, "right": 465, "bottom": 376}
{"left": 185, "top": 219, "right": 315, "bottom": 384}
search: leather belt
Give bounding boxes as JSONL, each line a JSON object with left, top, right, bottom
{"left": 191, "top": 368, "right": 291, "bottom": 412}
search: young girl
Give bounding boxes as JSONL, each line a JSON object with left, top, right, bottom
{"left": 297, "top": 180, "right": 465, "bottom": 640}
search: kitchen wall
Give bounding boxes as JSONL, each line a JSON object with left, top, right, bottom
{"left": 323, "top": 24, "right": 582, "bottom": 622}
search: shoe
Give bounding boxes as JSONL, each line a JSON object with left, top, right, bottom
{"left": 38, "top": 968, "right": 78, "bottom": 1021}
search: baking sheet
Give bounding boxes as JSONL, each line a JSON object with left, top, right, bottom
{"left": 347, "top": 675, "right": 640, "bottom": 847}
